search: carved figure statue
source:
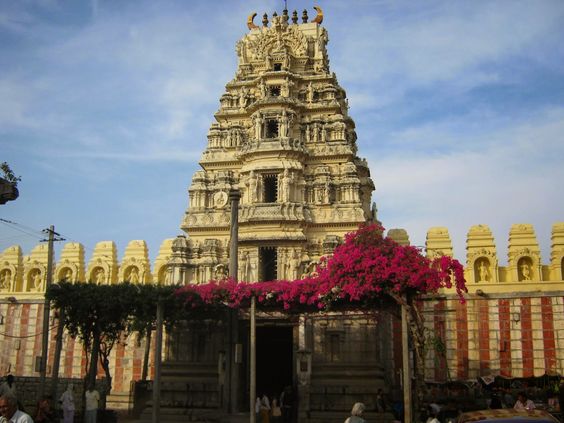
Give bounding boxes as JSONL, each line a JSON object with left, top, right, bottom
{"left": 283, "top": 50, "right": 290, "bottom": 69}
{"left": 316, "top": 27, "right": 328, "bottom": 59}
{"left": 306, "top": 82, "right": 314, "bottom": 103}
{"left": 63, "top": 268, "right": 73, "bottom": 282}
{"left": 289, "top": 250, "right": 300, "bottom": 280}
{"left": 280, "top": 110, "right": 292, "bottom": 138}
{"left": 128, "top": 267, "right": 140, "bottom": 283}
{"left": 236, "top": 39, "right": 247, "bottom": 65}
{"left": 0, "top": 270, "right": 10, "bottom": 289}
{"left": 278, "top": 250, "right": 287, "bottom": 279}
{"left": 312, "top": 123, "right": 319, "bottom": 143}
{"left": 478, "top": 261, "right": 489, "bottom": 282}
{"left": 279, "top": 169, "right": 293, "bottom": 203}
{"left": 265, "top": 53, "right": 272, "bottom": 69}
{"left": 258, "top": 79, "right": 267, "bottom": 98}
{"left": 214, "top": 264, "right": 228, "bottom": 280}
{"left": 96, "top": 268, "right": 105, "bottom": 284}
{"left": 30, "top": 270, "right": 42, "bottom": 291}
{"left": 281, "top": 78, "right": 293, "bottom": 97}
{"left": 248, "top": 171, "right": 259, "bottom": 203}
{"left": 241, "top": 251, "right": 252, "bottom": 281}
{"left": 520, "top": 262, "right": 531, "bottom": 281}
{"left": 254, "top": 113, "right": 263, "bottom": 139}
{"left": 239, "top": 86, "right": 248, "bottom": 108}
{"left": 323, "top": 180, "right": 331, "bottom": 203}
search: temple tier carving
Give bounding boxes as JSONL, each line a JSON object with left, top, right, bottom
{"left": 177, "top": 10, "right": 375, "bottom": 284}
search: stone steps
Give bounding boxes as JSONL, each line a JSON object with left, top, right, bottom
{"left": 127, "top": 406, "right": 394, "bottom": 423}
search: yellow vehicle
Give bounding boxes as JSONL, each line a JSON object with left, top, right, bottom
{"left": 457, "top": 409, "right": 559, "bottom": 423}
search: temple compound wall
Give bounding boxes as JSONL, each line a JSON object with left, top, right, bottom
{"left": 420, "top": 222, "right": 564, "bottom": 383}
{"left": 1, "top": 223, "right": 563, "bottom": 401}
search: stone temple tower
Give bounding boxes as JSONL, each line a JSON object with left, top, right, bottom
{"left": 164, "top": 11, "right": 384, "bottom": 420}
{"left": 175, "top": 7, "right": 375, "bottom": 285}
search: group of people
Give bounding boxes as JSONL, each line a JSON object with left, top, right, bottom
{"left": 0, "top": 375, "right": 100, "bottom": 423}
{"left": 255, "top": 386, "right": 295, "bottom": 423}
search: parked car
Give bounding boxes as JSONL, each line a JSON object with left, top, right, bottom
{"left": 457, "top": 409, "right": 559, "bottom": 423}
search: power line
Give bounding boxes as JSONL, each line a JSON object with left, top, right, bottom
{"left": 0, "top": 218, "right": 45, "bottom": 240}
{"left": 0, "top": 323, "right": 59, "bottom": 339}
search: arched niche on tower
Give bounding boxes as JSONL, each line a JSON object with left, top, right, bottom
{"left": 0, "top": 264, "right": 16, "bottom": 292}
{"left": 56, "top": 263, "right": 79, "bottom": 283}
{"left": 473, "top": 257, "right": 493, "bottom": 283}
{"left": 509, "top": 248, "right": 541, "bottom": 282}
{"left": 123, "top": 265, "right": 141, "bottom": 283}
{"left": 25, "top": 266, "right": 45, "bottom": 292}
{"left": 156, "top": 264, "right": 173, "bottom": 285}
{"left": 507, "top": 224, "right": 542, "bottom": 282}
{"left": 467, "top": 249, "right": 499, "bottom": 284}
{"left": 517, "top": 256, "right": 534, "bottom": 282}
{"left": 0, "top": 246, "right": 23, "bottom": 292}
{"left": 550, "top": 223, "right": 564, "bottom": 280}
{"left": 88, "top": 262, "right": 111, "bottom": 285}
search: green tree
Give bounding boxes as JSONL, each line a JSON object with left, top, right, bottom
{"left": 128, "top": 284, "right": 182, "bottom": 380}
{"left": 0, "top": 162, "right": 21, "bottom": 186}
{"left": 315, "top": 224, "right": 467, "bottom": 413}
{"left": 47, "top": 282, "right": 138, "bottom": 394}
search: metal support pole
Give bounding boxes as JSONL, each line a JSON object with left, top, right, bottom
{"left": 229, "top": 189, "right": 241, "bottom": 280}
{"left": 50, "top": 307, "right": 65, "bottom": 402}
{"left": 152, "top": 299, "right": 164, "bottom": 423}
{"left": 228, "top": 189, "right": 241, "bottom": 414}
{"left": 402, "top": 304, "right": 412, "bottom": 423}
{"left": 250, "top": 296, "right": 256, "bottom": 423}
{"left": 39, "top": 225, "right": 55, "bottom": 399}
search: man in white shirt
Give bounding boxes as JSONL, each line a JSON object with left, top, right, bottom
{"left": 84, "top": 385, "right": 100, "bottom": 423}
{"left": 0, "top": 393, "right": 33, "bottom": 423}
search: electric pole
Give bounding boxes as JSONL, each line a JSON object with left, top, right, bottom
{"left": 39, "top": 225, "right": 65, "bottom": 399}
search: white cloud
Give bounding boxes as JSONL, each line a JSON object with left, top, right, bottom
{"left": 372, "top": 106, "right": 564, "bottom": 262}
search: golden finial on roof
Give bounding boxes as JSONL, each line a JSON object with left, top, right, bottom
{"left": 291, "top": 10, "right": 298, "bottom": 24}
{"left": 302, "top": 9, "right": 308, "bottom": 23}
{"left": 247, "top": 12, "right": 259, "bottom": 30}
{"left": 312, "top": 6, "right": 323, "bottom": 24}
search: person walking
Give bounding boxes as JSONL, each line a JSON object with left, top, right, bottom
{"left": 0, "top": 375, "right": 16, "bottom": 398}
{"left": 259, "top": 393, "right": 271, "bottom": 423}
{"left": 59, "top": 384, "right": 75, "bottom": 423}
{"left": 271, "top": 397, "right": 282, "bottom": 422}
{"left": 84, "top": 385, "right": 100, "bottom": 423}
{"left": 345, "top": 402, "right": 366, "bottom": 423}
{"left": 280, "top": 386, "right": 294, "bottom": 423}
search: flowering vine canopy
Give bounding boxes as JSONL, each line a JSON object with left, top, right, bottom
{"left": 175, "top": 224, "right": 467, "bottom": 313}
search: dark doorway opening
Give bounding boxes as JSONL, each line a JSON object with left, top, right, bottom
{"left": 260, "top": 246, "right": 277, "bottom": 281}
{"left": 266, "top": 119, "right": 279, "bottom": 138}
{"left": 256, "top": 325, "right": 293, "bottom": 401}
{"left": 263, "top": 175, "right": 278, "bottom": 203}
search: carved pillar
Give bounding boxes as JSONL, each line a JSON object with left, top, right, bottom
{"left": 226, "top": 190, "right": 241, "bottom": 413}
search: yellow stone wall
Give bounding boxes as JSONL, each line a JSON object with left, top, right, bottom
{"left": 421, "top": 222, "right": 564, "bottom": 381}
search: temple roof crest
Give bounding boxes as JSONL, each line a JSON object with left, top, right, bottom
{"left": 245, "top": 21, "right": 308, "bottom": 60}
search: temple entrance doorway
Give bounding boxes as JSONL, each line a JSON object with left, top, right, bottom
{"left": 256, "top": 325, "right": 294, "bottom": 401}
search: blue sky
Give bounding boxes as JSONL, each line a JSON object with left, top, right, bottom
{"left": 1, "top": 0, "right": 563, "bottom": 266}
